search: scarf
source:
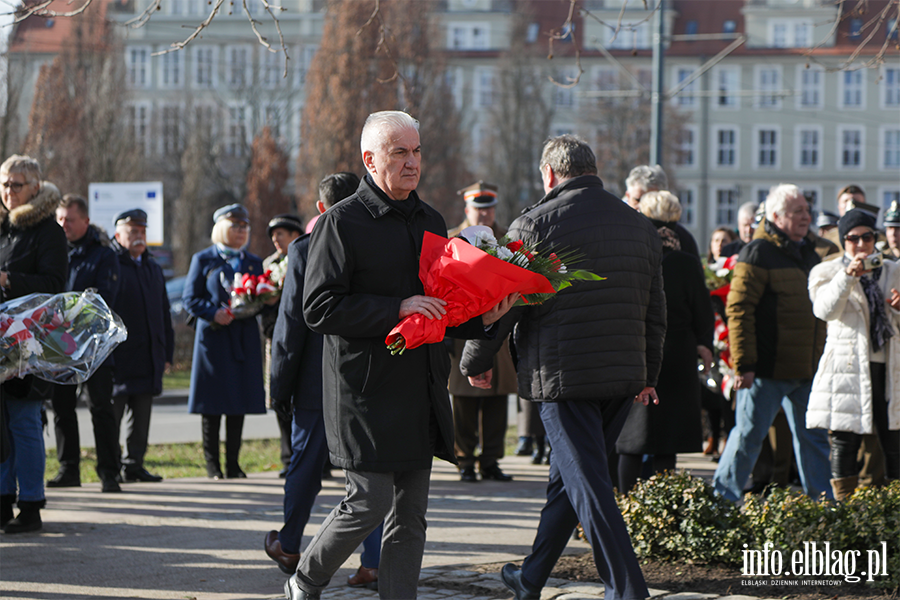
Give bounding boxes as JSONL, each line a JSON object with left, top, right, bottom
{"left": 216, "top": 244, "right": 244, "bottom": 273}
{"left": 657, "top": 226, "right": 681, "bottom": 252}
{"left": 843, "top": 255, "right": 895, "bottom": 352}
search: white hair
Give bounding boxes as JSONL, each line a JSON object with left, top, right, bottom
{"left": 625, "top": 164, "right": 668, "bottom": 194}
{"left": 765, "top": 184, "right": 803, "bottom": 222}
{"left": 360, "top": 111, "right": 419, "bottom": 158}
{"left": 639, "top": 190, "right": 682, "bottom": 222}
{"left": 738, "top": 201, "right": 759, "bottom": 221}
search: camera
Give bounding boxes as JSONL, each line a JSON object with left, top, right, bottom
{"left": 862, "top": 252, "right": 884, "bottom": 271}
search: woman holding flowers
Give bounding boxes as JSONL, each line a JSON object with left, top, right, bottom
{"left": 183, "top": 204, "right": 267, "bottom": 479}
{"left": 616, "top": 191, "right": 715, "bottom": 493}
{"left": 0, "top": 155, "right": 67, "bottom": 533}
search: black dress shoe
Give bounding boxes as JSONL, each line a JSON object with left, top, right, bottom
{"left": 515, "top": 436, "right": 533, "bottom": 456}
{"left": 265, "top": 530, "right": 300, "bottom": 574}
{"left": 481, "top": 464, "right": 513, "bottom": 481}
{"left": 501, "top": 563, "right": 540, "bottom": 600}
{"left": 101, "top": 479, "right": 122, "bottom": 493}
{"left": 47, "top": 471, "right": 81, "bottom": 488}
{"left": 459, "top": 466, "right": 478, "bottom": 482}
{"left": 226, "top": 466, "right": 247, "bottom": 479}
{"left": 122, "top": 467, "right": 163, "bottom": 483}
{"left": 278, "top": 468, "right": 288, "bottom": 479}
{"left": 284, "top": 573, "right": 320, "bottom": 599}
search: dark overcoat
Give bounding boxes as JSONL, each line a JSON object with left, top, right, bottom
{"left": 302, "top": 176, "right": 488, "bottom": 472}
{"left": 183, "top": 245, "right": 266, "bottom": 415}
{"left": 65, "top": 224, "right": 119, "bottom": 306}
{"left": 110, "top": 240, "right": 174, "bottom": 396}
{"left": 270, "top": 234, "right": 322, "bottom": 412}
{"left": 616, "top": 248, "right": 714, "bottom": 455}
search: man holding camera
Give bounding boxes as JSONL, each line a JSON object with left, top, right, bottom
{"left": 714, "top": 184, "right": 836, "bottom": 502}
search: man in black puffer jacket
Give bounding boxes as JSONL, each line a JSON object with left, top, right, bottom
{"left": 48, "top": 194, "right": 121, "bottom": 493}
{"left": 461, "top": 135, "right": 666, "bottom": 600}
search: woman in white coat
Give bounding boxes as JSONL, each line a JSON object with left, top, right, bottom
{"left": 807, "top": 209, "right": 900, "bottom": 500}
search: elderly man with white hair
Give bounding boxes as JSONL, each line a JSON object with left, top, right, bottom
{"left": 623, "top": 164, "right": 701, "bottom": 260}
{"left": 287, "top": 111, "right": 516, "bottom": 600}
{"left": 713, "top": 184, "right": 836, "bottom": 502}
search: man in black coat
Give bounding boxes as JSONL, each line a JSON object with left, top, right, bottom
{"left": 110, "top": 209, "right": 174, "bottom": 483}
{"left": 265, "top": 172, "right": 382, "bottom": 588}
{"left": 49, "top": 194, "right": 121, "bottom": 493}
{"left": 624, "top": 164, "right": 700, "bottom": 260}
{"left": 285, "top": 111, "right": 516, "bottom": 600}
{"left": 461, "top": 135, "right": 666, "bottom": 600}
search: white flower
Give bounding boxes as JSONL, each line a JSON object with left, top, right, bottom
{"left": 459, "top": 226, "right": 496, "bottom": 248}
{"left": 497, "top": 246, "right": 513, "bottom": 261}
{"left": 21, "top": 336, "right": 43, "bottom": 359}
{"left": 558, "top": 263, "right": 568, "bottom": 274}
{"left": 715, "top": 268, "right": 730, "bottom": 278}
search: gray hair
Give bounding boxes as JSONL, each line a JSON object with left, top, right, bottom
{"left": 1, "top": 154, "right": 42, "bottom": 184}
{"left": 539, "top": 134, "right": 597, "bottom": 180}
{"left": 737, "top": 201, "right": 759, "bottom": 221}
{"left": 765, "top": 184, "right": 803, "bottom": 221}
{"left": 639, "top": 190, "right": 682, "bottom": 222}
{"left": 625, "top": 164, "right": 668, "bottom": 194}
{"left": 360, "top": 111, "right": 419, "bottom": 157}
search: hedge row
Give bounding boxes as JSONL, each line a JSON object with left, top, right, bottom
{"left": 616, "top": 471, "right": 899, "bottom": 590}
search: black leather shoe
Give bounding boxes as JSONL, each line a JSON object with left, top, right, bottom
{"left": 278, "top": 468, "right": 288, "bottom": 479}
{"left": 284, "top": 573, "right": 320, "bottom": 599}
{"left": 226, "top": 466, "right": 247, "bottom": 479}
{"left": 101, "top": 479, "right": 122, "bottom": 493}
{"left": 47, "top": 471, "right": 81, "bottom": 488}
{"left": 265, "top": 530, "right": 300, "bottom": 574}
{"left": 501, "top": 563, "right": 540, "bottom": 600}
{"left": 481, "top": 464, "right": 513, "bottom": 481}
{"left": 459, "top": 466, "right": 478, "bottom": 482}
{"left": 122, "top": 467, "right": 163, "bottom": 483}
{"left": 515, "top": 436, "right": 533, "bottom": 456}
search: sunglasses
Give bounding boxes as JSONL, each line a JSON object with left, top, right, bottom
{"left": 844, "top": 232, "right": 875, "bottom": 243}
{"left": 1, "top": 181, "right": 26, "bottom": 192}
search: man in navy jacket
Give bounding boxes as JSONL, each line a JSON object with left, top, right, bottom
{"left": 49, "top": 194, "right": 121, "bottom": 493}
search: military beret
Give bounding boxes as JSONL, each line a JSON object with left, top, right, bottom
{"left": 882, "top": 200, "right": 899, "bottom": 227}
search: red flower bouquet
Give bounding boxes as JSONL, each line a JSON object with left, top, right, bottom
{"left": 220, "top": 267, "right": 285, "bottom": 320}
{"left": 385, "top": 228, "right": 604, "bottom": 354}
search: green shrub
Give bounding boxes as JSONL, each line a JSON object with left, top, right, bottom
{"left": 617, "top": 471, "right": 749, "bottom": 563}
{"left": 741, "top": 485, "right": 841, "bottom": 553}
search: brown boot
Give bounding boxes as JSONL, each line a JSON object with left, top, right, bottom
{"left": 347, "top": 566, "right": 378, "bottom": 589}
{"left": 703, "top": 437, "right": 716, "bottom": 455}
{"left": 830, "top": 475, "right": 858, "bottom": 501}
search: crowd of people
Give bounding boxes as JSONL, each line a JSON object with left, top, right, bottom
{"left": 2, "top": 115, "right": 899, "bottom": 600}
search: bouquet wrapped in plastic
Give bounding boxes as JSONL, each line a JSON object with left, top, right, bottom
{"left": 385, "top": 228, "right": 604, "bottom": 354}
{"left": 0, "top": 290, "right": 128, "bottom": 384}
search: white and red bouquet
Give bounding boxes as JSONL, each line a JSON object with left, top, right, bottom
{"left": 219, "top": 264, "right": 286, "bottom": 320}
{"left": 385, "top": 227, "right": 604, "bottom": 355}
{"left": 1, "top": 290, "right": 128, "bottom": 384}
{"left": 704, "top": 254, "right": 738, "bottom": 395}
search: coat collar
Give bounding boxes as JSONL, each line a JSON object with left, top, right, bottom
{"left": 1, "top": 181, "right": 61, "bottom": 230}
{"left": 357, "top": 175, "right": 423, "bottom": 220}
{"left": 522, "top": 175, "right": 604, "bottom": 215}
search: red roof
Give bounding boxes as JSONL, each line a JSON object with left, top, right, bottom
{"left": 8, "top": 0, "right": 112, "bottom": 55}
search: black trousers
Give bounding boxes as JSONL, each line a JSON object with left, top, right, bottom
{"left": 453, "top": 394, "right": 507, "bottom": 469}
{"left": 113, "top": 393, "right": 153, "bottom": 471}
{"left": 52, "top": 366, "right": 120, "bottom": 482}
{"left": 830, "top": 362, "right": 899, "bottom": 480}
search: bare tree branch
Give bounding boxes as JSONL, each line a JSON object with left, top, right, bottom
{"left": 241, "top": 0, "right": 291, "bottom": 78}
{"left": 14, "top": 0, "right": 93, "bottom": 22}
{"left": 148, "top": 0, "right": 226, "bottom": 57}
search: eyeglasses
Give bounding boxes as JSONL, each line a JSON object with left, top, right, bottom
{"left": 229, "top": 222, "right": 249, "bottom": 231}
{"left": 844, "top": 232, "right": 875, "bottom": 244}
{"left": 1, "top": 181, "right": 26, "bottom": 192}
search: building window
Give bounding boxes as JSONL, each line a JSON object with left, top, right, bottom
{"left": 193, "top": 46, "right": 217, "bottom": 88}
{"left": 883, "top": 189, "right": 900, "bottom": 213}
{"left": 554, "top": 68, "right": 577, "bottom": 108}
{"left": 769, "top": 19, "right": 812, "bottom": 47}
{"left": 716, "top": 128, "right": 737, "bottom": 167}
{"left": 849, "top": 18, "right": 862, "bottom": 40}
{"left": 798, "top": 128, "right": 820, "bottom": 168}
{"left": 227, "top": 45, "right": 251, "bottom": 88}
{"left": 757, "top": 188, "right": 769, "bottom": 206}
{"left": 757, "top": 128, "right": 778, "bottom": 167}
{"left": 756, "top": 66, "right": 781, "bottom": 109}
{"left": 798, "top": 66, "right": 823, "bottom": 108}
{"left": 841, "top": 70, "right": 864, "bottom": 109}
{"left": 884, "top": 67, "right": 899, "bottom": 107}
{"left": 675, "top": 127, "right": 695, "bottom": 167}
{"left": 884, "top": 128, "right": 900, "bottom": 169}
{"left": 475, "top": 67, "right": 495, "bottom": 108}
{"left": 772, "top": 23, "right": 787, "bottom": 47}
{"left": 715, "top": 66, "right": 739, "bottom": 109}
{"left": 126, "top": 47, "right": 150, "bottom": 88}
{"left": 448, "top": 23, "right": 490, "bottom": 50}
{"left": 678, "top": 188, "right": 695, "bottom": 226}
{"left": 840, "top": 127, "right": 864, "bottom": 168}
{"left": 160, "top": 51, "right": 183, "bottom": 88}
{"left": 716, "top": 188, "right": 738, "bottom": 226}
{"left": 226, "top": 104, "right": 249, "bottom": 157}
{"left": 293, "top": 44, "right": 317, "bottom": 89}
{"left": 261, "top": 103, "right": 287, "bottom": 142}
{"left": 127, "top": 103, "right": 150, "bottom": 155}
{"left": 606, "top": 22, "right": 650, "bottom": 49}
{"left": 261, "top": 50, "right": 284, "bottom": 88}
{"left": 674, "top": 67, "right": 696, "bottom": 107}
{"left": 161, "top": 105, "right": 182, "bottom": 155}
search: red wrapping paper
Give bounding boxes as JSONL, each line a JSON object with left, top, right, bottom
{"left": 385, "top": 231, "right": 555, "bottom": 350}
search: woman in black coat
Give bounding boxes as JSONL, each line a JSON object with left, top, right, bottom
{"left": 616, "top": 191, "right": 715, "bottom": 493}
{"left": 183, "top": 204, "right": 268, "bottom": 479}
{"left": 0, "top": 155, "right": 68, "bottom": 533}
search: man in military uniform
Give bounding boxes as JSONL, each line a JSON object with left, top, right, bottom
{"left": 448, "top": 182, "right": 517, "bottom": 482}
{"left": 884, "top": 200, "right": 900, "bottom": 261}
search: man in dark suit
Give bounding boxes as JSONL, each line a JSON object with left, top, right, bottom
{"left": 266, "top": 173, "right": 382, "bottom": 589}
{"left": 110, "top": 209, "right": 174, "bottom": 483}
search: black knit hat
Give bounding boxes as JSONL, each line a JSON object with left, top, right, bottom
{"left": 838, "top": 208, "right": 877, "bottom": 242}
{"left": 267, "top": 214, "right": 304, "bottom": 237}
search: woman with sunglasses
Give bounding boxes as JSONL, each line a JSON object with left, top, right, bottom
{"left": 807, "top": 209, "right": 900, "bottom": 500}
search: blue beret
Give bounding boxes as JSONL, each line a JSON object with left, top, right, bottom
{"left": 213, "top": 203, "right": 249, "bottom": 224}
{"left": 114, "top": 208, "right": 148, "bottom": 227}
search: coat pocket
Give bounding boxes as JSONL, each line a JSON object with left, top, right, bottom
{"left": 337, "top": 339, "right": 373, "bottom": 396}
